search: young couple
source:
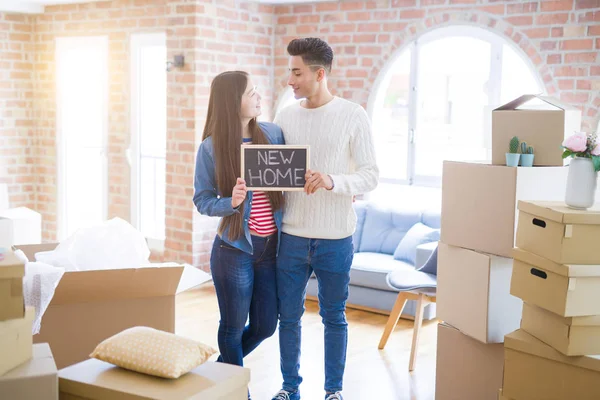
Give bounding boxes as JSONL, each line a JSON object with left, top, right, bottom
{"left": 193, "top": 38, "right": 379, "bottom": 400}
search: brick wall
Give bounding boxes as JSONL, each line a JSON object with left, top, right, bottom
{"left": 273, "top": 0, "right": 600, "bottom": 132}
{"left": 28, "top": 0, "right": 273, "bottom": 267}
{"left": 0, "top": 13, "right": 36, "bottom": 209}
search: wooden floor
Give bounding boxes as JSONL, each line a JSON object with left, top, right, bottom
{"left": 175, "top": 284, "right": 439, "bottom": 400}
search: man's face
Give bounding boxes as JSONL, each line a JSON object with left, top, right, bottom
{"left": 287, "top": 55, "right": 321, "bottom": 99}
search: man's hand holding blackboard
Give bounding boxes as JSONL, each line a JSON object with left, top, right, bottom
{"left": 231, "top": 178, "right": 248, "bottom": 209}
{"left": 304, "top": 169, "right": 333, "bottom": 195}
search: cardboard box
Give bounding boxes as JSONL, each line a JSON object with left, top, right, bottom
{"left": 0, "top": 306, "right": 34, "bottom": 376}
{"left": 435, "top": 323, "right": 504, "bottom": 400}
{"left": 441, "top": 161, "right": 567, "bottom": 258}
{"left": 0, "top": 249, "right": 25, "bottom": 321}
{"left": 58, "top": 359, "right": 250, "bottom": 400}
{"left": 516, "top": 200, "right": 600, "bottom": 265}
{"left": 492, "top": 94, "right": 582, "bottom": 166}
{"left": 14, "top": 243, "right": 185, "bottom": 370}
{"left": 498, "top": 389, "right": 512, "bottom": 400}
{"left": 511, "top": 247, "right": 600, "bottom": 317}
{"left": 0, "top": 207, "right": 42, "bottom": 248}
{"left": 521, "top": 302, "right": 600, "bottom": 356}
{"left": 0, "top": 343, "right": 58, "bottom": 399}
{"left": 437, "top": 242, "right": 522, "bottom": 343}
{"left": 503, "top": 329, "right": 600, "bottom": 400}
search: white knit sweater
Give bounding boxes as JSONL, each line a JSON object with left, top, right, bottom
{"left": 273, "top": 96, "right": 379, "bottom": 240}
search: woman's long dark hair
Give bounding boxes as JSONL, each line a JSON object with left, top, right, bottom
{"left": 202, "top": 71, "right": 284, "bottom": 241}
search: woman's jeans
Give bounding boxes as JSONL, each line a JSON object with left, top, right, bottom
{"left": 210, "top": 233, "right": 278, "bottom": 367}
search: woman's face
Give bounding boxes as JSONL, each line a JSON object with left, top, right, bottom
{"left": 240, "top": 78, "right": 262, "bottom": 120}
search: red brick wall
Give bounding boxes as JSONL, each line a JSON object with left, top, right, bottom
{"left": 28, "top": 0, "right": 273, "bottom": 267}
{"left": 273, "top": 0, "right": 600, "bottom": 131}
{"left": 0, "top": 13, "right": 36, "bottom": 209}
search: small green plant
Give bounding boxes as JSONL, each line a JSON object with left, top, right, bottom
{"left": 526, "top": 145, "right": 534, "bottom": 154}
{"left": 509, "top": 136, "right": 520, "bottom": 154}
{"left": 520, "top": 142, "right": 534, "bottom": 155}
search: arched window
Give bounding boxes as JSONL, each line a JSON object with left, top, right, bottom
{"left": 369, "top": 26, "right": 544, "bottom": 188}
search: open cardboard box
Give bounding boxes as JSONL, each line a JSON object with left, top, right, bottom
{"left": 15, "top": 243, "right": 207, "bottom": 370}
{"left": 491, "top": 94, "right": 582, "bottom": 166}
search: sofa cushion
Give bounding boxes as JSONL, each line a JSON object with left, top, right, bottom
{"left": 352, "top": 201, "right": 368, "bottom": 252}
{"left": 358, "top": 204, "right": 422, "bottom": 255}
{"left": 393, "top": 222, "right": 440, "bottom": 265}
{"left": 422, "top": 208, "right": 441, "bottom": 229}
{"left": 349, "top": 252, "right": 414, "bottom": 291}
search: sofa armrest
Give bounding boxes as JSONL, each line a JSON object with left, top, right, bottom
{"left": 415, "top": 241, "right": 438, "bottom": 269}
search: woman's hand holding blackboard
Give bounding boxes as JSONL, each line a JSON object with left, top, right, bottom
{"left": 231, "top": 178, "right": 247, "bottom": 208}
{"left": 304, "top": 169, "right": 333, "bottom": 195}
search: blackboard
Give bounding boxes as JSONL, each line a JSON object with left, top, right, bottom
{"left": 241, "top": 145, "right": 310, "bottom": 191}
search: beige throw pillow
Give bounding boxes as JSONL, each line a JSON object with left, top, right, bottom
{"left": 90, "top": 326, "right": 217, "bottom": 379}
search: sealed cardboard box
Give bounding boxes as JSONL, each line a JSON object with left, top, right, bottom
{"left": 58, "top": 358, "right": 250, "bottom": 400}
{"left": 491, "top": 94, "right": 582, "bottom": 166}
{"left": 516, "top": 200, "right": 600, "bottom": 265}
{"left": 0, "top": 306, "right": 34, "bottom": 375}
{"left": 14, "top": 243, "right": 185, "bottom": 370}
{"left": 437, "top": 242, "right": 522, "bottom": 343}
{"left": 0, "top": 343, "right": 58, "bottom": 400}
{"left": 511, "top": 247, "right": 600, "bottom": 317}
{"left": 435, "top": 323, "right": 504, "bottom": 400}
{"left": 521, "top": 302, "right": 600, "bottom": 356}
{"left": 0, "top": 249, "right": 25, "bottom": 321}
{"left": 503, "top": 329, "right": 600, "bottom": 400}
{"left": 441, "top": 161, "right": 567, "bottom": 258}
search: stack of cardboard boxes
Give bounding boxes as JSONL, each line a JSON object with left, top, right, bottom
{"left": 435, "top": 95, "right": 581, "bottom": 400}
{"left": 0, "top": 249, "right": 59, "bottom": 399}
{"left": 499, "top": 200, "right": 600, "bottom": 400}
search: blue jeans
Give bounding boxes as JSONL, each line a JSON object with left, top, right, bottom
{"left": 276, "top": 233, "right": 354, "bottom": 394}
{"left": 210, "top": 234, "right": 278, "bottom": 368}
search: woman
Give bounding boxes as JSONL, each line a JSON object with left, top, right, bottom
{"left": 192, "top": 71, "right": 284, "bottom": 396}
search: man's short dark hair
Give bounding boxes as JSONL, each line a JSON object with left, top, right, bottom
{"left": 287, "top": 37, "right": 333, "bottom": 74}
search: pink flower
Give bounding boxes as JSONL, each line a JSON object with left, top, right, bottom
{"left": 563, "top": 132, "right": 588, "bottom": 153}
{"left": 592, "top": 143, "right": 600, "bottom": 156}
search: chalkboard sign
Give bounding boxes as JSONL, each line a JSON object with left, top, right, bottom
{"left": 241, "top": 145, "right": 310, "bottom": 191}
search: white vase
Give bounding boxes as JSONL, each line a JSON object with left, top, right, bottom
{"left": 565, "top": 157, "right": 598, "bottom": 210}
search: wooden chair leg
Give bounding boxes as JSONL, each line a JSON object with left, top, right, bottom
{"left": 409, "top": 293, "right": 428, "bottom": 371}
{"left": 378, "top": 292, "right": 408, "bottom": 349}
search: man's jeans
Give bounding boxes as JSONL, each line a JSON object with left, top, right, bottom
{"left": 210, "top": 234, "right": 278, "bottom": 367}
{"left": 276, "top": 232, "right": 354, "bottom": 394}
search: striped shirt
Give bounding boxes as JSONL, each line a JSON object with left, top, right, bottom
{"left": 242, "top": 138, "right": 277, "bottom": 236}
{"left": 248, "top": 191, "right": 277, "bottom": 236}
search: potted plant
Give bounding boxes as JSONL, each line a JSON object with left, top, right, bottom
{"left": 520, "top": 142, "right": 535, "bottom": 167}
{"left": 506, "top": 136, "right": 520, "bottom": 167}
{"left": 562, "top": 131, "right": 600, "bottom": 209}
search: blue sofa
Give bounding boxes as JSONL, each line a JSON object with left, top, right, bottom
{"left": 306, "top": 200, "right": 441, "bottom": 320}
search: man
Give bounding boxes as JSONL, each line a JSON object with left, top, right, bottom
{"left": 271, "top": 38, "right": 379, "bottom": 400}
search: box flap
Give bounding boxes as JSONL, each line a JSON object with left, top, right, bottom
{"left": 537, "top": 95, "right": 581, "bottom": 111}
{"left": 512, "top": 248, "right": 600, "bottom": 277}
{"left": 493, "top": 94, "right": 571, "bottom": 111}
{"left": 505, "top": 329, "right": 600, "bottom": 372}
{"left": 59, "top": 359, "right": 250, "bottom": 400}
{"left": 50, "top": 265, "right": 184, "bottom": 305}
{"left": 518, "top": 200, "right": 600, "bottom": 224}
{"left": 0, "top": 251, "right": 25, "bottom": 279}
{"left": 13, "top": 243, "right": 58, "bottom": 262}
